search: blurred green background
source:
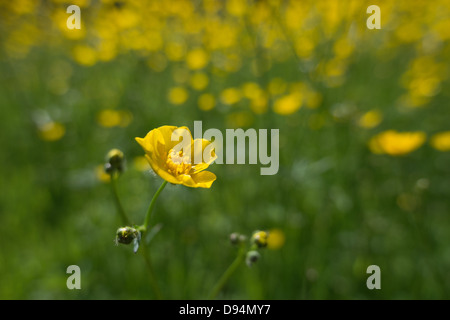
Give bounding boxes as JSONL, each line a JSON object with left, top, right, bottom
{"left": 1, "top": 0, "right": 450, "bottom": 299}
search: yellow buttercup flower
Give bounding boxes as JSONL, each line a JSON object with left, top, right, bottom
{"left": 135, "top": 126, "right": 217, "bottom": 188}
{"left": 430, "top": 131, "right": 450, "bottom": 151}
{"left": 369, "top": 130, "right": 426, "bottom": 156}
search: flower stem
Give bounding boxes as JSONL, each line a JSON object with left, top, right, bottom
{"left": 143, "top": 180, "right": 168, "bottom": 232}
{"left": 208, "top": 245, "right": 246, "bottom": 300}
{"left": 140, "top": 241, "right": 163, "bottom": 300}
{"left": 138, "top": 180, "right": 168, "bottom": 300}
{"left": 110, "top": 174, "right": 131, "bottom": 226}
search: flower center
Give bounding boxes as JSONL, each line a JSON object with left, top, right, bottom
{"left": 166, "top": 149, "right": 192, "bottom": 176}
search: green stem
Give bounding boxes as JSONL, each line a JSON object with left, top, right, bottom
{"left": 143, "top": 180, "right": 168, "bottom": 232}
{"left": 137, "top": 179, "right": 168, "bottom": 300}
{"left": 208, "top": 245, "right": 246, "bottom": 300}
{"left": 110, "top": 174, "right": 131, "bottom": 225}
{"left": 140, "top": 242, "right": 163, "bottom": 300}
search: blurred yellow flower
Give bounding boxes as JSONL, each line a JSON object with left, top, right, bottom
{"left": 220, "top": 87, "right": 242, "bottom": 105}
{"left": 250, "top": 94, "right": 268, "bottom": 114}
{"left": 95, "top": 164, "right": 111, "bottom": 183}
{"left": 430, "top": 131, "right": 450, "bottom": 152}
{"left": 97, "top": 109, "right": 133, "bottom": 128}
{"left": 168, "top": 87, "right": 189, "bottom": 105}
{"left": 189, "top": 72, "right": 209, "bottom": 91}
{"left": 186, "top": 48, "right": 209, "bottom": 70}
{"left": 165, "top": 41, "right": 186, "bottom": 61}
{"left": 242, "top": 82, "right": 262, "bottom": 100}
{"left": 273, "top": 92, "right": 303, "bottom": 115}
{"left": 369, "top": 130, "right": 426, "bottom": 156}
{"left": 135, "top": 126, "right": 217, "bottom": 188}
{"left": 267, "top": 229, "right": 286, "bottom": 250}
{"left": 226, "top": 0, "right": 247, "bottom": 16}
{"left": 358, "top": 110, "right": 383, "bottom": 129}
{"left": 198, "top": 93, "right": 216, "bottom": 111}
{"left": 72, "top": 45, "right": 97, "bottom": 66}
{"left": 226, "top": 111, "right": 253, "bottom": 128}
{"left": 38, "top": 122, "right": 65, "bottom": 141}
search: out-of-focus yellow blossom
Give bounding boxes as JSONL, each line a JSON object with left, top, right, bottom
{"left": 395, "top": 22, "right": 423, "bottom": 43}
{"left": 97, "top": 109, "right": 133, "bottom": 128}
{"left": 226, "top": 0, "right": 247, "bottom": 16}
{"left": 241, "top": 82, "right": 268, "bottom": 114}
{"left": 242, "top": 82, "right": 262, "bottom": 100}
{"left": 267, "top": 229, "right": 285, "bottom": 250}
{"left": 73, "top": 45, "right": 97, "bottom": 66}
{"left": 133, "top": 156, "right": 151, "bottom": 171}
{"left": 369, "top": 130, "right": 426, "bottom": 156}
{"left": 189, "top": 72, "right": 209, "bottom": 91}
{"left": 250, "top": 94, "right": 268, "bottom": 115}
{"left": 186, "top": 48, "right": 209, "bottom": 70}
{"left": 430, "top": 131, "right": 450, "bottom": 152}
{"left": 358, "top": 110, "right": 383, "bottom": 129}
{"left": 333, "top": 37, "right": 354, "bottom": 59}
{"left": 38, "top": 122, "right": 66, "bottom": 141}
{"left": 220, "top": 88, "right": 242, "bottom": 105}
{"left": 273, "top": 92, "right": 303, "bottom": 115}
{"left": 198, "top": 93, "right": 216, "bottom": 111}
{"left": 52, "top": 9, "right": 86, "bottom": 40}
{"left": 95, "top": 164, "right": 111, "bottom": 183}
{"left": 304, "top": 90, "right": 322, "bottom": 109}
{"left": 135, "top": 126, "right": 217, "bottom": 188}
{"left": 400, "top": 55, "right": 446, "bottom": 107}
{"left": 165, "top": 41, "right": 186, "bottom": 61}
{"left": 168, "top": 87, "right": 189, "bottom": 105}
{"left": 227, "top": 111, "right": 253, "bottom": 128}
{"left": 295, "top": 35, "right": 316, "bottom": 58}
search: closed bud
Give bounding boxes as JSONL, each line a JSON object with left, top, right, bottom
{"left": 230, "top": 232, "right": 247, "bottom": 245}
{"left": 251, "top": 230, "right": 269, "bottom": 248}
{"left": 115, "top": 226, "right": 141, "bottom": 253}
{"left": 246, "top": 250, "right": 261, "bottom": 268}
{"left": 115, "top": 226, "right": 139, "bottom": 245}
{"left": 105, "top": 149, "right": 125, "bottom": 175}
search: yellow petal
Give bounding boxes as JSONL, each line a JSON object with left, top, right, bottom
{"left": 145, "top": 154, "right": 180, "bottom": 185}
{"left": 158, "top": 125, "right": 193, "bottom": 152}
{"left": 189, "top": 171, "right": 217, "bottom": 188}
{"left": 191, "top": 138, "right": 217, "bottom": 166}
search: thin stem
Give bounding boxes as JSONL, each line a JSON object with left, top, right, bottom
{"left": 208, "top": 245, "right": 246, "bottom": 300}
{"left": 140, "top": 242, "right": 163, "bottom": 300}
{"left": 110, "top": 174, "right": 131, "bottom": 226}
{"left": 143, "top": 180, "right": 168, "bottom": 232}
{"left": 137, "top": 179, "right": 168, "bottom": 300}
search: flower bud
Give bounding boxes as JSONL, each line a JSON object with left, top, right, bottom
{"left": 230, "top": 232, "right": 247, "bottom": 245}
{"left": 251, "top": 230, "right": 269, "bottom": 248}
{"left": 115, "top": 226, "right": 141, "bottom": 253}
{"left": 105, "top": 149, "right": 125, "bottom": 175}
{"left": 246, "top": 250, "right": 261, "bottom": 268}
{"left": 115, "top": 226, "right": 139, "bottom": 245}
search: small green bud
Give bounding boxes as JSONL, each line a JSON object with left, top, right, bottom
{"left": 115, "top": 226, "right": 141, "bottom": 253}
{"left": 115, "top": 226, "right": 138, "bottom": 245}
{"left": 246, "top": 250, "right": 261, "bottom": 268}
{"left": 251, "top": 230, "right": 269, "bottom": 248}
{"left": 230, "top": 233, "right": 239, "bottom": 245}
{"left": 230, "top": 232, "right": 247, "bottom": 245}
{"left": 105, "top": 149, "right": 125, "bottom": 175}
